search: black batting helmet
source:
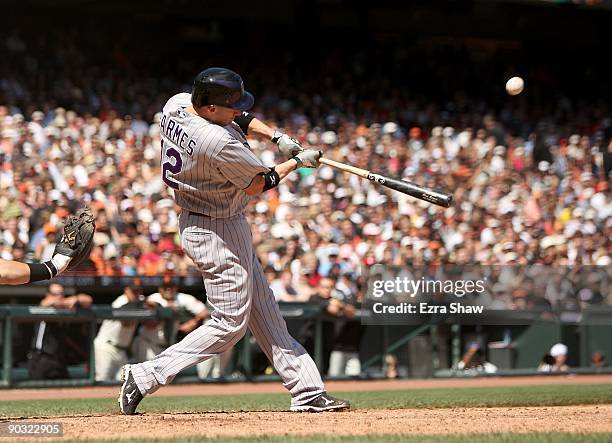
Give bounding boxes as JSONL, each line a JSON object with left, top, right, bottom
{"left": 191, "top": 67, "right": 254, "bottom": 111}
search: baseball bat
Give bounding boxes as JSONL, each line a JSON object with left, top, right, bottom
{"left": 319, "top": 157, "right": 453, "bottom": 208}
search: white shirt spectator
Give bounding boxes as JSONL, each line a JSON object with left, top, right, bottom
{"left": 95, "top": 294, "right": 141, "bottom": 348}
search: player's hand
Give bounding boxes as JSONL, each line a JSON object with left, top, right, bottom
{"left": 64, "top": 296, "right": 79, "bottom": 310}
{"left": 343, "top": 303, "right": 356, "bottom": 319}
{"left": 53, "top": 207, "right": 96, "bottom": 273}
{"left": 272, "top": 130, "right": 304, "bottom": 158}
{"left": 293, "top": 149, "right": 322, "bottom": 169}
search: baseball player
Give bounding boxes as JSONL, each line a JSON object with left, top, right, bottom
{"left": 94, "top": 283, "right": 146, "bottom": 381}
{"left": 0, "top": 208, "right": 95, "bottom": 285}
{"left": 119, "top": 67, "right": 349, "bottom": 414}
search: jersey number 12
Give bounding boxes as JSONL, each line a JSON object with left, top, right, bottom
{"left": 161, "top": 139, "right": 183, "bottom": 190}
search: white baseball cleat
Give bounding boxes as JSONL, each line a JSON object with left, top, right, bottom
{"left": 118, "top": 365, "right": 144, "bottom": 415}
{"left": 290, "top": 392, "right": 350, "bottom": 412}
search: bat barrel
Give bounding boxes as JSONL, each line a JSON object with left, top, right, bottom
{"left": 319, "top": 157, "right": 453, "bottom": 207}
{"left": 367, "top": 173, "right": 453, "bottom": 208}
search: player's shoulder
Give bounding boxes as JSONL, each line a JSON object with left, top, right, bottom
{"left": 111, "top": 294, "right": 129, "bottom": 308}
{"left": 227, "top": 122, "right": 248, "bottom": 142}
{"left": 197, "top": 123, "right": 239, "bottom": 155}
{"left": 175, "top": 293, "right": 204, "bottom": 310}
{"left": 163, "top": 93, "right": 192, "bottom": 114}
{"left": 148, "top": 294, "right": 169, "bottom": 308}
{"left": 204, "top": 122, "right": 233, "bottom": 139}
{"left": 147, "top": 292, "right": 163, "bottom": 301}
{"left": 176, "top": 292, "right": 198, "bottom": 302}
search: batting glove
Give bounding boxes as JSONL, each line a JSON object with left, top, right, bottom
{"left": 272, "top": 130, "right": 304, "bottom": 158}
{"left": 293, "top": 149, "right": 322, "bottom": 168}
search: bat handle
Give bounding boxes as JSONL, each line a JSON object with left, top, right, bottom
{"left": 319, "top": 157, "right": 369, "bottom": 178}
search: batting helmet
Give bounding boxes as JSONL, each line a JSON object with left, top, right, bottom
{"left": 191, "top": 67, "right": 254, "bottom": 111}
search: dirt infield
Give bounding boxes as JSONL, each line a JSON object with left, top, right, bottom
{"left": 4, "top": 376, "right": 612, "bottom": 440}
{"left": 3, "top": 374, "right": 612, "bottom": 401}
{"left": 16, "top": 405, "right": 612, "bottom": 440}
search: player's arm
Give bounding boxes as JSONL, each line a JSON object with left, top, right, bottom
{"left": 180, "top": 295, "right": 209, "bottom": 329}
{"left": 193, "top": 308, "right": 208, "bottom": 322}
{"left": 243, "top": 158, "right": 298, "bottom": 196}
{"left": 182, "top": 295, "right": 208, "bottom": 322}
{"left": 0, "top": 209, "right": 95, "bottom": 286}
{"left": 216, "top": 137, "right": 321, "bottom": 197}
{"left": 0, "top": 259, "right": 33, "bottom": 285}
{"left": 244, "top": 150, "right": 322, "bottom": 196}
{"left": 0, "top": 256, "right": 74, "bottom": 286}
{"left": 234, "top": 113, "right": 273, "bottom": 139}
{"left": 178, "top": 307, "right": 208, "bottom": 334}
{"left": 234, "top": 112, "right": 303, "bottom": 158}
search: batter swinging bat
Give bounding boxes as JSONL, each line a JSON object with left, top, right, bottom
{"left": 319, "top": 157, "right": 453, "bottom": 208}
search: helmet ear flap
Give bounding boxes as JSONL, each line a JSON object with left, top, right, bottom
{"left": 191, "top": 87, "right": 208, "bottom": 108}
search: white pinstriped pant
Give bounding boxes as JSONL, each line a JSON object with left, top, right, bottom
{"left": 130, "top": 212, "right": 325, "bottom": 406}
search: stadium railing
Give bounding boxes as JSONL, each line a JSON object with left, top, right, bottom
{"left": 1, "top": 304, "right": 611, "bottom": 388}
{"left": 0, "top": 303, "right": 325, "bottom": 388}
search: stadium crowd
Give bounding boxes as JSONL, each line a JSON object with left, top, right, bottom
{"left": 0, "top": 30, "right": 611, "bottom": 317}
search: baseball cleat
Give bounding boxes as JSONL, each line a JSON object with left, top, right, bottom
{"left": 118, "top": 365, "right": 143, "bottom": 415}
{"left": 290, "top": 392, "right": 350, "bottom": 412}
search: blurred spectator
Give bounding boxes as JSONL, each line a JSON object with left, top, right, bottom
{"left": 269, "top": 269, "right": 306, "bottom": 302}
{"left": 327, "top": 280, "right": 363, "bottom": 377}
{"left": 538, "top": 343, "right": 569, "bottom": 373}
{"left": 27, "top": 283, "right": 92, "bottom": 380}
{"left": 385, "top": 354, "right": 398, "bottom": 379}
{"left": 537, "top": 353, "right": 556, "bottom": 372}
{"left": 0, "top": 27, "right": 609, "bottom": 318}
{"left": 300, "top": 277, "right": 358, "bottom": 374}
{"left": 591, "top": 351, "right": 606, "bottom": 370}
{"left": 93, "top": 283, "right": 145, "bottom": 381}
{"left": 455, "top": 342, "right": 498, "bottom": 374}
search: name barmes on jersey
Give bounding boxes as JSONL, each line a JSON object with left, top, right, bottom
{"left": 161, "top": 113, "right": 197, "bottom": 155}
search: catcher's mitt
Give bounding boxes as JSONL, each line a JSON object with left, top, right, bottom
{"left": 55, "top": 207, "right": 96, "bottom": 270}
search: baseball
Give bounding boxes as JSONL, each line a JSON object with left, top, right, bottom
{"left": 506, "top": 76, "right": 524, "bottom": 95}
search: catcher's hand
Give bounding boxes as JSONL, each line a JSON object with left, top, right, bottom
{"left": 54, "top": 207, "right": 96, "bottom": 270}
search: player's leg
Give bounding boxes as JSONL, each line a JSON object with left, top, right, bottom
{"left": 345, "top": 352, "right": 361, "bottom": 376}
{"left": 196, "top": 356, "right": 216, "bottom": 379}
{"left": 217, "top": 348, "right": 233, "bottom": 376}
{"left": 0, "top": 259, "right": 31, "bottom": 285}
{"left": 247, "top": 255, "right": 348, "bottom": 410}
{"left": 130, "top": 335, "right": 160, "bottom": 363}
{"left": 327, "top": 350, "right": 345, "bottom": 377}
{"left": 94, "top": 339, "right": 127, "bottom": 382}
{"left": 196, "top": 352, "right": 228, "bottom": 379}
{"left": 126, "top": 215, "right": 254, "bottom": 397}
{"left": 130, "top": 335, "right": 147, "bottom": 363}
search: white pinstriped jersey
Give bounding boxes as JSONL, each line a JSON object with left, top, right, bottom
{"left": 130, "top": 92, "right": 326, "bottom": 404}
{"left": 160, "top": 93, "right": 269, "bottom": 218}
